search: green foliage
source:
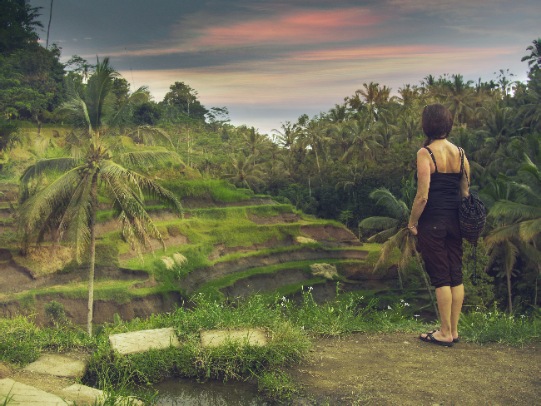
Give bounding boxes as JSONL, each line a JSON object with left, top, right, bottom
{"left": 159, "top": 179, "right": 253, "bottom": 203}
{"left": 0, "top": 316, "right": 41, "bottom": 365}
{"left": 257, "top": 370, "right": 297, "bottom": 402}
{"left": 460, "top": 304, "right": 541, "bottom": 345}
{"left": 44, "top": 300, "right": 68, "bottom": 325}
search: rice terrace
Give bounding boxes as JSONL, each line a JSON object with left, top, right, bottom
{"left": 0, "top": 1, "right": 540, "bottom": 404}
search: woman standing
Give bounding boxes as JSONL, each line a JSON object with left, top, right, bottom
{"left": 408, "top": 104, "right": 470, "bottom": 347}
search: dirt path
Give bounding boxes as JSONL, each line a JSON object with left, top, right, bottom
{"left": 288, "top": 332, "right": 541, "bottom": 405}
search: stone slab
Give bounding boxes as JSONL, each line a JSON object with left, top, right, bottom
{"left": 23, "top": 354, "right": 87, "bottom": 378}
{"left": 0, "top": 378, "right": 71, "bottom": 405}
{"left": 109, "top": 327, "right": 181, "bottom": 355}
{"left": 61, "top": 384, "right": 103, "bottom": 404}
{"left": 200, "top": 328, "right": 268, "bottom": 348}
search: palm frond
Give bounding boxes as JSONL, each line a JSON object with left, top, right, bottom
{"left": 374, "top": 228, "right": 417, "bottom": 272}
{"left": 369, "top": 188, "right": 408, "bottom": 220}
{"left": 20, "top": 157, "right": 80, "bottom": 188}
{"left": 58, "top": 93, "right": 93, "bottom": 134}
{"left": 367, "top": 227, "right": 399, "bottom": 243}
{"left": 101, "top": 160, "right": 183, "bottom": 214}
{"left": 114, "top": 149, "right": 182, "bottom": 169}
{"left": 485, "top": 223, "right": 521, "bottom": 246}
{"left": 358, "top": 216, "right": 398, "bottom": 231}
{"left": 519, "top": 219, "right": 541, "bottom": 242}
{"left": 489, "top": 200, "right": 541, "bottom": 223}
{"left": 19, "top": 168, "right": 82, "bottom": 238}
{"left": 57, "top": 171, "right": 95, "bottom": 262}
{"left": 110, "top": 86, "right": 151, "bottom": 126}
{"left": 124, "top": 126, "right": 174, "bottom": 147}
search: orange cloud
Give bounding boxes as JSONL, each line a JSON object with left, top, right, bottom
{"left": 195, "top": 8, "right": 384, "bottom": 47}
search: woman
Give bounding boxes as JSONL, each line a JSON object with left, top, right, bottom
{"left": 408, "top": 104, "right": 470, "bottom": 347}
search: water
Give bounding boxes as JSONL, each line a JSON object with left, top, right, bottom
{"left": 154, "top": 378, "right": 269, "bottom": 405}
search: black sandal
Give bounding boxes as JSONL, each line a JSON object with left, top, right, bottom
{"left": 419, "top": 331, "right": 454, "bottom": 347}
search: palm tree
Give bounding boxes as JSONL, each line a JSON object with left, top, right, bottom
{"left": 338, "top": 120, "right": 381, "bottom": 165}
{"left": 18, "top": 57, "right": 183, "bottom": 336}
{"left": 485, "top": 157, "right": 541, "bottom": 311}
{"left": 224, "top": 153, "right": 265, "bottom": 192}
{"left": 442, "top": 74, "right": 475, "bottom": 126}
{"left": 359, "top": 186, "right": 438, "bottom": 311}
{"left": 521, "top": 38, "right": 541, "bottom": 71}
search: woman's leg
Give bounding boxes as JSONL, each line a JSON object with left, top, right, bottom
{"left": 420, "top": 286, "right": 453, "bottom": 343}
{"left": 450, "top": 284, "right": 464, "bottom": 340}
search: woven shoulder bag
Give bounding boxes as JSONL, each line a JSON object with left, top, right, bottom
{"left": 458, "top": 148, "right": 486, "bottom": 284}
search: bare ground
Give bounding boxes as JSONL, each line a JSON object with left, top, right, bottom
{"left": 287, "top": 332, "right": 541, "bottom": 405}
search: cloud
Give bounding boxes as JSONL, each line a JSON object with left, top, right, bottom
{"left": 106, "top": 6, "right": 385, "bottom": 60}
{"left": 194, "top": 8, "right": 385, "bottom": 47}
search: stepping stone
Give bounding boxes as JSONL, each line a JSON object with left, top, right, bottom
{"left": 62, "top": 383, "right": 103, "bottom": 404}
{"left": 200, "top": 328, "right": 268, "bottom": 348}
{"left": 23, "top": 354, "right": 87, "bottom": 378}
{"left": 109, "top": 327, "right": 180, "bottom": 355}
{"left": 0, "top": 378, "right": 70, "bottom": 405}
{"left": 61, "top": 384, "right": 144, "bottom": 406}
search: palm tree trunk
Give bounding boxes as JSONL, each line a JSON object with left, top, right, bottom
{"left": 87, "top": 174, "right": 98, "bottom": 336}
{"left": 46, "top": 0, "right": 53, "bottom": 48}
{"left": 506, "top": 270, "right": 513, "bottom": 314}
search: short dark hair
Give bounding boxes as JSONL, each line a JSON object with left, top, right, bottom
{"left": 422, "top": 104, "right": 453, "bottom": 139}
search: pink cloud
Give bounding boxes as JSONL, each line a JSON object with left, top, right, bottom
{"left": 291, "top": 44, "right": 517, "bottom": 62}
{"left": 195, "top": 8, "right": 385, "bottom": 47}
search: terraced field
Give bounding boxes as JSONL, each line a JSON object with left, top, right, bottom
{"left": 0, "top": 182, "right": 396, "bottom": 326}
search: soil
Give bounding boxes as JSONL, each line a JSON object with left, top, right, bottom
{"left": 287, "top": 332, "right": 541, "bottom": 405}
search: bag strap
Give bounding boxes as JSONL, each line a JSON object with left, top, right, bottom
{"left": 424, "top": 146, "right": 438, "bottom": 173}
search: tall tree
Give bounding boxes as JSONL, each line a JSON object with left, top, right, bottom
{"left": 521, "top": 38, "right": 541, "bottom": 71}
{"left": 0, "top": 0, "right": 42, "bottom": 55}
{"left": 485, "top": 157, "right": 541, "bottom": 311}
{"left": 18, "top": 57, "right": 183, "bottom": 335}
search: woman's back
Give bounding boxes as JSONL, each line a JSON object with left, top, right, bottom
{"left": 423, "top": 139, "right": 463, "bottom": 213}
{"left": 424, "top": 139, "right": 462, "bottom": 174}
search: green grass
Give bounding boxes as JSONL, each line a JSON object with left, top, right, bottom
{"left": 159, "top": 179, "right": 254, "bottom": 203}
{"left": 459, "top": 304, "right": 541, "bottom": 345}
{"left": 0, "top": 293, "right": 539, "bottom": 403}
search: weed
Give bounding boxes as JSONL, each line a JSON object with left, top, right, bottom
{"left": 460, "top": 304, "right": 541, "bottom": 345}
{"left": 257, "top": 370, "right": 297, "bottom": 402}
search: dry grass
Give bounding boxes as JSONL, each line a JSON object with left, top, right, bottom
{"left": 14, "top": 246, "right": 73, "bottom": 277}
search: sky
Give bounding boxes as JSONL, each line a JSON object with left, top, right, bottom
{"left": 30, "top": 0, "right": 540, "bottom": 135}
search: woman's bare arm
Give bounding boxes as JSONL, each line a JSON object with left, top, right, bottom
{"left": 408, "top": 149, "right": 431, "bottom": 234}
{"left": 460, "top": 155, "right": 470, "bottom": 198}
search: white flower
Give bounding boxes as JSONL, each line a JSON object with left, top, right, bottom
{"left": 387, "top": 305, "right": 392, "bottom": 310}
{"left": 404, "top": 302, "right": 410, "bottom": 307}
{"left": 308, "top": 286, "right": 313, "bottom": 292}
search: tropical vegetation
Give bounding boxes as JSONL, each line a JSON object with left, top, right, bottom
{"left": 1, "top": 0, "right": 539, "bottom": 314}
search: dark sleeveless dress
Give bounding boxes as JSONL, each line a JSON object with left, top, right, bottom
{"left": 417, "top": 146, "right": 464, "bottom": 288}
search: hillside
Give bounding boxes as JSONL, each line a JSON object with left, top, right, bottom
{"left": 0, "top": 180, "right": 398, "bottom": 326}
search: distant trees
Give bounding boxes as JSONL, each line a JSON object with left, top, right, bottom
{"left": 0, "top": 0, "right": 64, "bottom": 136}
{"left": 162, "top": 81, "right": 208, "bottom": 121}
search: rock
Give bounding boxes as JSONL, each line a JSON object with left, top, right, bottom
{"left": 109, "top": 327, "right": 181, "bottom": 355}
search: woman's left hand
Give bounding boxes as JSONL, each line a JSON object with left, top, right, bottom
{"left": 408, "top": 225, "right": 418, "bottom": 236}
